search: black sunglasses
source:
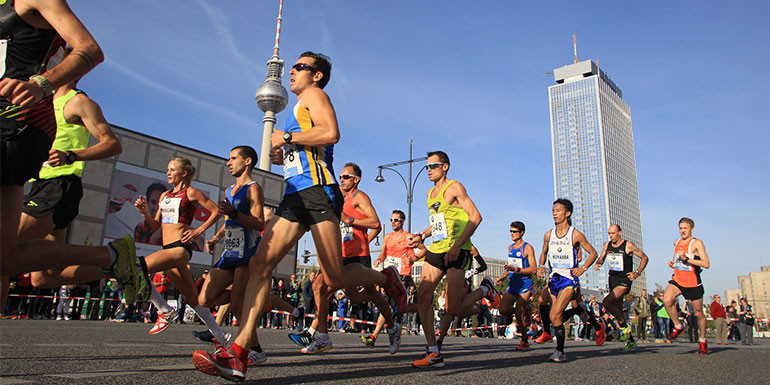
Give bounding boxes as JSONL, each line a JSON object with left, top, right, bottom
{"left": 425, "top": 162, "right": 444, "bottom": 170}
{"left": 292, "top": 63, "right": 318, "bottom": 72}
{"left": 510, "top": 230, "right": 521, "bottom": 233}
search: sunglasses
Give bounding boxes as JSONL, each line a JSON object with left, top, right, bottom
{"left": 339, "top": 174, "right": 356, "bottom": 180}
{"left": 425, "top": 162, "right": 444, "bottom": 170}
{"left": 510, "top": 230, "right": 521, "bottom": 233}
{"left": 292, "top": 63, "right": 318, "bottom": 72}
{"left": 390, "top": 218, "right": 404, "bottom": 223}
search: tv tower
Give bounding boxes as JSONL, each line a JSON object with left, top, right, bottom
{"left": 255, "top": 0, "right": 289, "bottom": 171}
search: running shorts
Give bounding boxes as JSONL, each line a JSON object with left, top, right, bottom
{"left": 342, "top": 255, "right": 372, "bottom": 268}
{"left": 507, "top": 275, "right": 534, "bottom": 296}
{"left": 276, "top": 185, "right": 343, "bottom": 229}
{"left": 425, "top": 249, "right": 472, "bottom": 272}
{"left": 668, "top": 280, "right": 704, "bottom": 301}
{"left": 609, "top": 274, "right": 632, "bottom": 291}
{"left": 0, "top": 124, "right": 53, "bottom": 186}
{"left": 163, "top": 240, "right": 193, "bottom": 258}
{"left": 23, "top": 175, "right": 83, "bottom": 229}
{"left": 548, "top": 273, "right": 578, "bottom": 297}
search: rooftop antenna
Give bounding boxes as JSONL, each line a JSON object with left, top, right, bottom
{"left": 256, "top": 0, "right": 289, "bottom": 171}
{"left": 573, "top": 34, "right": 578, "bottom": 64}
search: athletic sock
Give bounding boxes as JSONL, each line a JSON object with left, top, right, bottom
{"left": 562, "top": 307, "right": 580, "bottom": 320}
{"left": 428, "top": 345, "right": 440, "bottom": 354}
{"left": 231, "top": 343, "right": 248, "bottom": 363}
{"left": 307, "top": 327, "right": 317, "bottom": 336}
{"left": 674, "top": 323, "right": 684, "bottom": 330}
{"left": 148, "top": 285, "right": 173, "bottom": 313}
{"left": 291, "top": 308, "right": 300, "bottom": 318}
{"left": 540, "top": 304, "right": 552, "bottom": 333}
{"left": 699, "top": 337, "right": 706, "bottom": 343}
{"left": 583, "top": 310, "right": 601, "bottom": 330}
{"left": 194, "top": 305, "right": 225, "bottom": 342}
{"left": 251, "top": 344, "right": 263, "bottom": 353}
{"left": 555, "top": 325, "right": 566, "bottom": 352}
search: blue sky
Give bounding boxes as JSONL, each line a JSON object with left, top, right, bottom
{"left": 73, "top": 1, "right": 769, "bottom": 299}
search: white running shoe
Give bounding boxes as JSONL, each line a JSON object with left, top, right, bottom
{"left": 548, "top": 349, "right": 567, "bottom": 362}
{"left": 247, "top": 349, "right": 267, "bottom": 365}
{"left": 301, "top": 335, "right": 333, "bottom": 354}
{"left": 387, "top": 322, "right": 402, "bottom": 354}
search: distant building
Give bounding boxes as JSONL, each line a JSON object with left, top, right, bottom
{"left": 548, "top": 59, "right": 646, "bottom": 296}
{"left": 736, "top": 266, "right": 770, "bottom": 319}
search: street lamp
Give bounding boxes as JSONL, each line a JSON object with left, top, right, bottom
{"left": 374, "top": 140, "right": 427, "bottom": 233}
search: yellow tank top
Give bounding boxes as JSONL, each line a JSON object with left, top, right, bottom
{"left": 36, "top": 89, "right": 89, "bottom": 180}
{"left": 427, "top": 180, "right": 472, "bottom": 253}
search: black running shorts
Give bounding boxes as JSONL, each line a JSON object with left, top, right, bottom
{"left": 276, "top": 184, "right": 343, "bottom": 229}
{"left": 425, "top": 249, "right": 472, "bottom": 272}
{"left": 609, "top": 274, "right": 632, "bottom": 291}
{"left": 342, "top": 255, "right": 372, "bottom": 268}
{"left": 1, "top": 124, "right": 53, "bottom": 186}
{"left": 668, "top": 280, "right": 704, "bottom": 301}
{"left": 22, "top": 175, "right": 84, "bottom": 230}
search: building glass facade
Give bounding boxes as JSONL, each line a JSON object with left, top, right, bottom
{"left": 548, "top": 60, "right": 646, "bottom": 296}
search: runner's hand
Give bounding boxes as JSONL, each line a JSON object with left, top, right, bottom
{"left": 373, "top": 259, "right": 381, "bottom": 268}
{"left": 205, "top": 238, "right": 218, "bottom": 254}
{"left": 627, "top": 272, "right": 639, "bottom": 281}
{"left": 271, "top": 129, "right": 287, "bottom": 149}
{"left": 537, "top": 266, "right": 545, "bottom": 278}
{"left": 217, "top": 199, "right": 235, "bottom": 216}
{"left": 667, "top": 260, "right": 675, "bottom": 268}
{"left": 444, "top": 245, "right": 460, "bottom": 264}
{"left": 594, "top": 263, "right": 603, "bottom": 271}
{"left": 571, "top": 266, "right": 586, "bottom": 277}
{"left": 134, "top": 196, "right": 148, "bottom": 215}
{"left": 270, "top": 148, "right": 284, "bottom": 165}
{"left": 0, "top": 78, "right": 46, "bottom": 107}
{"left": 46, "top": 149, "right": 68, "bottom": 167}
{"left": 495, "top": 276, "right": 504, "bottom": 285}
{"left": 181, "top": 228, "right": 202, "bottom": 244}
{"left": 407, "top": 235, "right": 420, "bottom": 248}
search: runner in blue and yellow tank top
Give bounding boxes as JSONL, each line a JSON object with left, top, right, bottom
{"left": 194, "top": 52, "right": 405, "bottom": 381}
{"left": 495, "top": 221, "right": 537, "bottom": 351}
{"left": 536, "top": 198, "right": 598, "bottom": 363}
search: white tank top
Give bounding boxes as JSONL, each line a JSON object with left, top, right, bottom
{"left": 548, "top": 226, "right": 577, "bottom": 278}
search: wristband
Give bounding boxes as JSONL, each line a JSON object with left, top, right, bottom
{"left": 29, "top": 75, "right": 54, "bottom": 95}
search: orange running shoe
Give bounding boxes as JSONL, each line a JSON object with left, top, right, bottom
{"left": 534, "top": 332, "right": 553, "bottom": 344}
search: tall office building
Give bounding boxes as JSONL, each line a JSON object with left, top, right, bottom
{"left": 548, "top": 60, "right": 646, "bottom": 296}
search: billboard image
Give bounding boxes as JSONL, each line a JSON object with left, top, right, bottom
{"left": 103, "top": 162, "right": 221, "bottom": 266}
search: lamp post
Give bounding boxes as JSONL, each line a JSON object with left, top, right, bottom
{"left": 374, "top": 140, "right": 427, "bottom": 233}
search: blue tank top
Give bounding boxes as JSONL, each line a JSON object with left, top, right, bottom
{"left": 281, "top": 100, "right": 336, "bottom": 194}
{"left": 507, "top": 242, "right": 531, "bottom": 279}
{"left": 221, "top": 182, "right": 260, "bottom": 259}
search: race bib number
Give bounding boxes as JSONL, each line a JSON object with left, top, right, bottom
{"left": 282, "top": 144, "right": 303, "bottom": 179}
{"left": 673, "top": 253, "right": 693, "bottom": 271}
{"left": 223, "top": 226, "right": 245, "bottom": 259}
{"left": 548, "top": 252, "right": 571, "bottom": 270}
{"left": 384, "top": 256, "right": 402, "bottom": 272}
{"left": 159, "top": 197, "right": 181, "bottom": 224}
{"left": 430, "top": 212, "right": 448, "bottom": 242}
{"left": 606, "top": 253, "right": 624, "bottom": 272}
{"left": 339, "top": 222, "right": 354, "bottom": 243}
{"left": 508, "top": 257, "right": 523, "bottom": 269}
{"left": 0, "top": 40, "right": 7, "bottom": 78}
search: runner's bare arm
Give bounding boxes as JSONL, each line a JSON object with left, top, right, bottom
{"left": 0, "top": 0, "right": 103, "bottom": 106}
{"left": 181, "top": 187, "right": 222, "bottom": 243}
{"left": 45, "top": 94, "right": 121, "bottom": 166}
{"left": 687, "top": 240, "right": 710, "bottom": 269}
{"left": 626, "top": 241, "right": 649, "bottom": 277}
{"left": 230, "top": 183, "right": 265, "bottom": 232}
{"left": 270, "top": 88, "right": 339, "bottom": 149}
{"left": 571, "top": 230, "right": 598, "bottom": 277}
{"left": 520, "top": 243, "right": 538, "bottom": 275}
{"left": 374, "top": 235, "right": 388, "bottom": 266}
{"left": 135, "top": 192, "right": 164, "bottom": 231}
{"left": 594, "top": 242, "right": 610, "bottom": 270}
{"left": 206, "top": 224, "right": 226, "bottom": 254}
{"left": 538, "top": 231, "right": 550, "bottom": 278}
{"left": 445, "top": 181, "right": 481, "bottom": 250}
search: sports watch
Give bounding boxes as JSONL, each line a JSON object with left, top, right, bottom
{"left": 65, "top": 151, "right": 77, "bottom": 164}
{"left": 283, "top": 132, "right": 293, "bottom": 144}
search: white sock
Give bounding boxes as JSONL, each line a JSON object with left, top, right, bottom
{"left": 194, "top": 305, "right": 225, "bottom": 341}
{"left": 428, "top": 345, "right": 440, "bottom": 354}
{"left": 674, "top": 323, "right": 684, "bottom": 330}
{"left": 308, "top": 327, "right": 316, "bottom": 335}
{"left": 292, "top": 308, "right": 300, "bottom": 318}
{"left": 699, "top": 337, "right": 706, "bottom": 342}
{"left": 149, "top": 285, "right": 173, "bottom": 313}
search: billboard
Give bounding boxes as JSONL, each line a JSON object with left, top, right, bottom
{"left": 103, "top": 162, "right": 221, "bottom": 266}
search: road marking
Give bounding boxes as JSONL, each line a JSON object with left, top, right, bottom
{"left": 44, "top": 369, "right": 143, "bottom": 379}
{"left": 32, "top": 343, "right": 90, "bottom": 347}
{"left": 104, "top": 343, "right": 154, "bottom": 347}
{"left": 0, "top": 378, "right": 35, "bottom": 384}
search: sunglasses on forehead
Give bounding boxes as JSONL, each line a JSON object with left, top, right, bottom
{"left": 425, "top": 162, "right": 444, "bottom": 170}
{"left": 292, "top": 63, "right": 318, "bottom": 72}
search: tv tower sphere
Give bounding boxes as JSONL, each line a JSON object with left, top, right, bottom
{"left": 255, "top": 57, "right": 288, "bottom": 113}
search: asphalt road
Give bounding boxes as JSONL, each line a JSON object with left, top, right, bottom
{"left": 1, "top": 319, "right": 767, "bottom": 384}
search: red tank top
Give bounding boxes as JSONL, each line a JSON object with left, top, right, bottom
{"left": 160, "top": 186, "right": 196, "bottom": 226}
{"left": 340, "top": 191, "right": 369, "bottom": 258}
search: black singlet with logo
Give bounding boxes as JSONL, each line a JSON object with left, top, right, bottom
{"left": 605, "top": 240, "right": 633, "bottom": 276}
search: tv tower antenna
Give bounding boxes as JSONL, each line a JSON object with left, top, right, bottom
{"left": 573, "top": 34, "right": 578, "bottom": 64}
{"left": 256, "top": 0, "right": 289, "bottom": 171}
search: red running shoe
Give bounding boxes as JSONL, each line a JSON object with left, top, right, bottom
{"left": 193, "top": 347, "right": 246, "bottom": 382}
{"left": 534, "top": 332, "right": 553, "bottom": 344}
{"left": 516, "top": 340, "right": 530, "bottom": 351}
{"left": 595, "top": 323, "right": 606, "bottom": 346}
{"left": 667, "top": 326, "right": 684, "bottom": 342}
{"left": 698, "top": 341, "right": 710, "bottom": 355}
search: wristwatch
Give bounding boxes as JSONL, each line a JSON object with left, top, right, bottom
{"left": 283, "top": 132, "right": 293, "bottom": 144}
{"left": 65, "top": 151, "right": 77, "bottom": 164}
{"left": 348, "top": 217, "right": 355, "bottom": 225}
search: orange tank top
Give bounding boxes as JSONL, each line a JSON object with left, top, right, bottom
{"left": 383, "top": 231, "right": 416, "bottom": 276}
{"left": 672, "top": 238, "right": 702, "bottom": 287}
{"left": 340, "top": 191, "right": 369, "bottom": 258}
